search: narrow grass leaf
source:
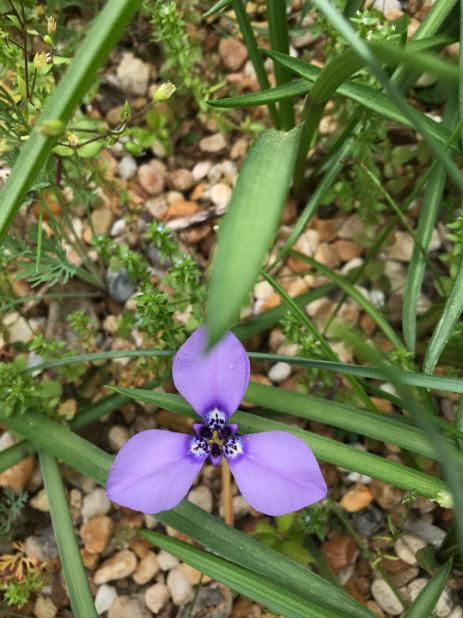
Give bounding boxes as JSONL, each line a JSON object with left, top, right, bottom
{"left": 424, "top": 257, "right": 463, "bottom": 374}
{"left": 403, "top": 561, "right": 452, "bottom": 618}
{"left": 0, "top": 0, "right": 141, "bottom": 243}
{"left": 40, "top": 452, "right": 97, "bottom": 617}
{"left": 231, "top": 0, "right": 280, "bottom": 126}
{"left": 203, "top": 0, "right": 232, "bottom": 17}
{"left": 403, "top": 98, "right": 457, "bottom": 353}
{"left": 141, "top": 531, "right": 333, "bottom": 618}
{"left": 244, "top": 381, "right": 438, "bottom": 459}
{"left": 206, "top": 126, "right": 302, "bottom": 345}
{"left": 267, "top": 0, "right": 294, "bottom": 129}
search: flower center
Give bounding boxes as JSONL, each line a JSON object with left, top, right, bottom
{"left": 189, "top": 409, "right": 243, "bottom": 465}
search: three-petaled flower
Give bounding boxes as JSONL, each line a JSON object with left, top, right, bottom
{"left": 106, "top": 327, "right": 327, "bottom": 516}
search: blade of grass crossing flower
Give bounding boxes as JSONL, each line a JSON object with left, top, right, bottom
{"left": 403, "top": 97, "right": 458, "bottom": 353}
{"left": 262, "top": 271, "right": 378, "bottom": 411}
{"left": 142, "top": 532, "right": 333, "bottom": 618}
{"left": 310, "top": 0, "right": 463, "bottom": 190}
{"left": 109, "top": 387, "right": 448, "bottom": 501}
{"left": 0, "top": 0, "right": 141, "bottom": 244}
{"left": 424, "top": 257, "right": 463, "bottom": 374}
{"left": 206, "top": 126, "right": 302, "bottom": 345}
{"left": 231, "top": 0, "right": 280, "bottom": 127}
{"left": 266, "top": 0, "right": 294, "bottom": 129}
{"left": 289, "top": 251, "right": 405, "bottom": 351}
{"left": 39, "top": 452, "right": 98, "bottom": 617}
{"left": 403, "top": 561, "right": 452, "bottom": 618}
{"left": 0, "top": 410, "right": 374, "bottom": 618}
{"left": 203, "top": 0, "right": 232, "bottom": 17}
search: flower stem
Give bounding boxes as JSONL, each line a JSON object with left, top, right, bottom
{"left": 221, "top": 459, "right": 234, "bottom": 527}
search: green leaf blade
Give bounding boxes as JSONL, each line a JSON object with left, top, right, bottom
{"left": 206, "top": 126, "right": 302, "bottom": 345}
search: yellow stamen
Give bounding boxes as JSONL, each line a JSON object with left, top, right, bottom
{"left": 207, "top": 430, "right": 223, "bottom": 447}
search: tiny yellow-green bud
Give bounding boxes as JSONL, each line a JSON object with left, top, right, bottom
{"left": 40, "top": 119, "right": 64, "bottom": 136}
{"left": 152, "top": 81, "right": 176, "bottom": 102}
{"left": 46, "top": 16, "right": 57, "bottom": 36}
{"left": 43, "top": 34, "right": 54, "bottom": 47}
{"left": 33, "top": 51, "right": 48, "bottom": 71}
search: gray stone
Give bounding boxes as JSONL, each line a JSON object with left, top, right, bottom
{"left": 352, "top": 505, "right": 385, "bottom": 537}
{"left": 404, "top": 518, "right": 446, "bottom": 548}
{"left": 106, "top": 269, "right": 136, "bottom": 304}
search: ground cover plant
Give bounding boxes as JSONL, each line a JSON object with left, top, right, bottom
{"left": 0, "top": 0, "right": 463, "bottom": 616}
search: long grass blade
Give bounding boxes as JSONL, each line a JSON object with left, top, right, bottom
{"left": 0, "top": 0, "right": 141, "bottom": 243}
{"left": 403, "top": 97, "right": 458, "bottom": 353}
{"left": 266, "top": 0, "right": 294, "bottom": 129}
{"left": 206, "top": 126, "right": 302, "bottom": 345}
{"left": 424, "top": 257, "right": 463, "bottom": 374}
{"left": 39, "top": 452, "right": 97, "bottom": 617}
{"left": 142, "top": 531, "right": 334, "bottom": 618}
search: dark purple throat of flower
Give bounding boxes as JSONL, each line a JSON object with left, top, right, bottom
{"left": 106, "top": 326, "right": 327, "bottom": 517}
{"left": 190, "top": 409, "right": 242, "bottom": 466}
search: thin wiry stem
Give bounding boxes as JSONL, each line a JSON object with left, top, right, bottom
{"left": 221, "top": 459, "right": 234, "bottom": 527}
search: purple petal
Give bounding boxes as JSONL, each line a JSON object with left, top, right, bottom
{"left": 227, "top": 431, "right": 327, "bottom": 516}
{"left": 106, "top": 430, "right": 206, "bottom": 514}
{"left": 173, "top": 326, "right": 250, "bottom": 418}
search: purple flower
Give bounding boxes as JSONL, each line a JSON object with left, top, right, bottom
{"left": 106, "top": 327, "right": 327, "bottom": 516}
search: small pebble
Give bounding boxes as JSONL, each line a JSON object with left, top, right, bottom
{"left": 404, "top": 518, "right": 446, "bottom": 548}
{"left": 117, "top": 155, "right": 137, "bottom": 180}
{"left": 138, "top": 159, "right": 166, "bottom": 195}
{"left": 192, "top": 160, "right": 213, "bottom": 181}
{"left": 199, "top": 133, "right": 226, "bottom": 153}
{"left": 110, "top": 219, "right": 126, "bottom": 237}
{"left": 30, "top": 488, "right": 49, "bottom": 512}
{"left": 210, "top": 182, "right": 232, "bottom": 208}
{"left": 144, "top": 582, "right": 171, "bottom": 613}
{"left": 219, "top": 38, "right": 248, "bottom": 70}
{"left": 82, "top": 487, "right": 111, "bottom": 521}
{"left": 371, "top": 578, "right": 403, "bottom": 616}
{"left": 34, "top": 596, "right": 57, "bottom": 618}
{"left": 158, "top": 549, "right": 179, "bottom": 571}
{"left": 95, "top": 585, "right": 117, "bottom": 615}
{"left": 108, "top": 425, "right": 130, "bottom": 451}
{"left": 187, "top": 485, "right": 213, "bottom": 513}
{"left": 133, "top": 551, "right": 160, "bottom": 585}
{"left": 268, "top": 362, "right": 291, "bottom": 383}
{"left": 94, "top": 550, "right": 138, "bottom": 584}
{"left": 106, "top": 268, "right": 137, "bottom": 304}
{"left": 352, "top": 505, "right": 385, "bottom": 537}
{"left": 167, "top": 566, "right": 194, "bottom": 606}
{"left": 108, "top": 595, "right": 150, "bottom": 618}
{"left": 167, "top": 168, "right": 195, "bottom": 191}
{"left": 116, "top": 52, "right": 150, "bottom": 95}
{"left": 80, "top": 515, "right": 113, "bottom": 554}
{"left": 394, "top": 534, "right": 426, "bottom": 566}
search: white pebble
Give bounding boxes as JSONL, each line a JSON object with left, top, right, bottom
{"left": 268, "top": 362, "right": 291, "bottom": 383}
{"left": 82, "top": 488, "right": 111, "bottom": 521}
{"left": 167, "top": 567, "right": 194, "bottom": 606}
{"left": 157, "top": 550, "right": 179, "bottom": 571}
{"left": 95, "top": 585, "right": 117, "bottom": 615}
{"left": 144, "top": 582, "right": 170, "bottom": 613}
